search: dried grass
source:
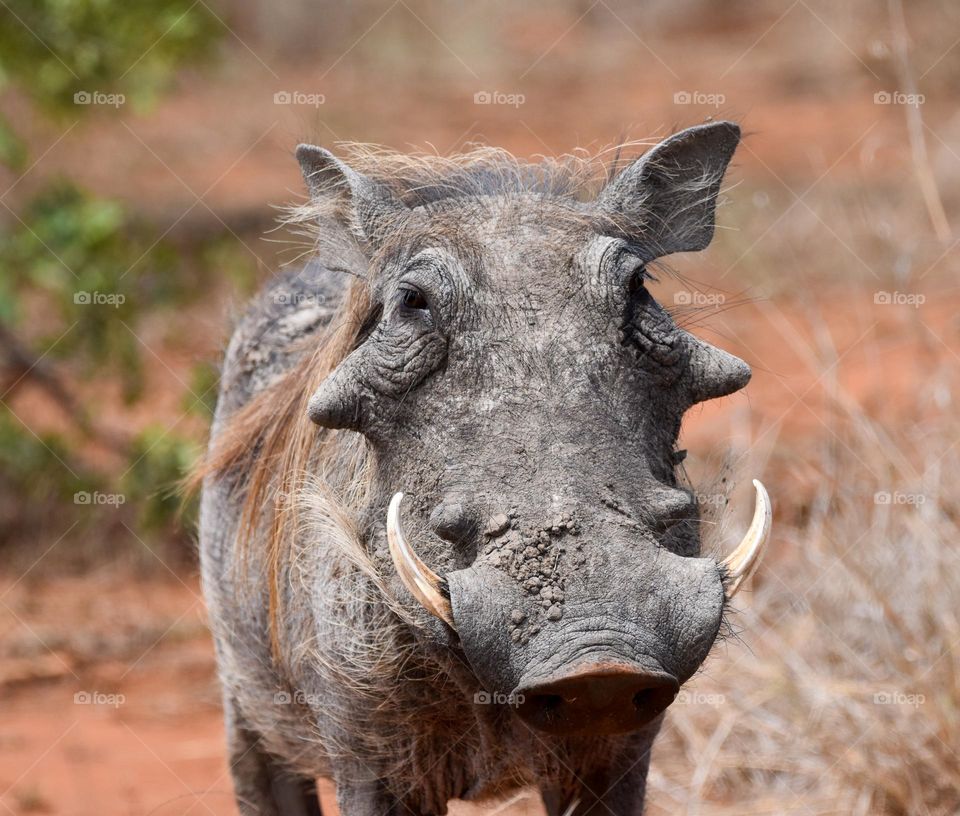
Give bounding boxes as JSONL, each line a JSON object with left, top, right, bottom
{"left": 648, "top": 322, "right": 959, "bottom": 816}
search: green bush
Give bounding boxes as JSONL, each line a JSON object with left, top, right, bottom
{"left": 0, "top": 0, "right": 229, "bottom": 557}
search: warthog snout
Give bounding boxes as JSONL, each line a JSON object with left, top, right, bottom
{"left": 387, "top": 489, "right": 769, "bottom": 738}
{"left": 514, "top": 661, "right": 680, "bottom": 736}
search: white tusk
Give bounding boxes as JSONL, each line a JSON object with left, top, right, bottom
{"left": 722, "top": 479, "right": 772, "bottom": 598}
{"left": 387, "top": 492, "right": 455, "bottom": 628}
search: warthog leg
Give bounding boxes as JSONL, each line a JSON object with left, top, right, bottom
{"left": 225, "top": 699, "right": 322, "bottom": 816}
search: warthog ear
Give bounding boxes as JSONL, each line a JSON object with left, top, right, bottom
{"left": 595, "top": 122, "right": 740, "bottom": 257}
{"left": 296, "top": 144, "right": 408, "bottom": 248}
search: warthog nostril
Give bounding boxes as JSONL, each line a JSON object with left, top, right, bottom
{"left": 633, "top": 686, "right": 676, "bottom": 721}
{"left": 633, "top": 689, "right": 651, "bottom": 707}
{"left": 514, "top": 662, "right": 679, "bottom": 736}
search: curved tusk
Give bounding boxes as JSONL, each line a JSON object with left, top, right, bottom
{"left": 387, "top": 492, "right": 455, "bottom": 628}
{"left": 722, "top": 479, "right": 772, "bottom": 598}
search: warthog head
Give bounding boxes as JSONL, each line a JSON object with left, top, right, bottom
{"left": 298, "top": 122, "right": 770, "bottom": 737}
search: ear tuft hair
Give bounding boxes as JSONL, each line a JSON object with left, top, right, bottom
{"left": 295, "top": 143, "right": 409, "bottom": 247}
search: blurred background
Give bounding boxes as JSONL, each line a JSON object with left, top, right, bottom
{"left": 1, "top": 0, "right": 958, "bottom": 813}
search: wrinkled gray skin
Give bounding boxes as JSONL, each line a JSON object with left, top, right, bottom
{"left": 201, "top": 123, "right": 750, "bottom": 815}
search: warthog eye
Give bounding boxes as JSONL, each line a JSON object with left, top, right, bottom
{"left": 399, "top": 286, "right": 429, "bottom": 312}
{"left": 626, "top": 267, "right": 654, "bottom": 305}
{"left": 627, "top": 269, "right": 646, "bottom": 296}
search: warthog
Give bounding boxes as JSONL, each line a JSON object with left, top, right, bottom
{"left": 198, "top": 121, "right": 771, "bottom": 815}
